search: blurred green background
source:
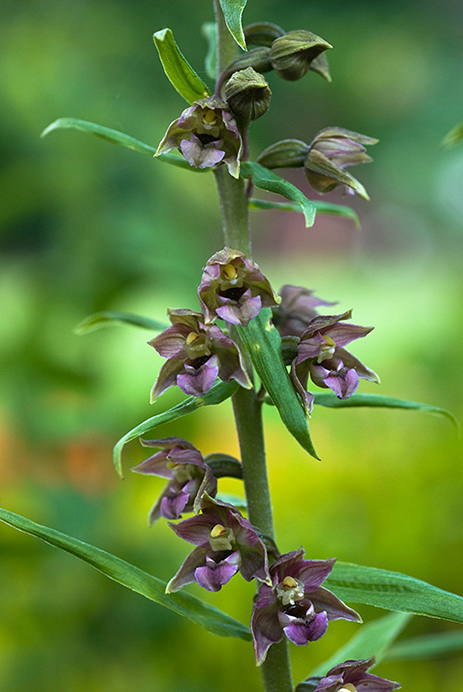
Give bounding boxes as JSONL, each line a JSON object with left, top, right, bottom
{"left": 1, "top": 0, "right": 462, "bottom": 690}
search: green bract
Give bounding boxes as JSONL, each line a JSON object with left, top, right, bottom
{"left": 153, "top": 28, "right": 211, "bottom": 104}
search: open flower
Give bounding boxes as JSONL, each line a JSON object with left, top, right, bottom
{"left": 131, "top": 437, "right": 217, "bottom": 524}
{"left": 312, "top": 657, "right": 401, "bottom": 692}
{"left": 198, "top": 248, "right": 280, "bottom": 326}
{"left": 305, "top": 127, "right": 378, "bottom": 199}
{"left": 272, "top": 285, "right": 336, "bottom": 338}
{"left": 166, "top": 494, "right": 270, "bottom": 593}
{"left": 251, "top": 549, "right": 361, "bottom": 665}
{"left": 149, "top": 308, "right": 251, "bottom": 402}
{"left": 155, "top": 96, "right": 243, "bottom": 178}
{"left": 291, "top": 310, "right": 380, "bottom": 414}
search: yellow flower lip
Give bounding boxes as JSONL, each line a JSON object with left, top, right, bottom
{"left": 203, "top": 109, "right": 218, "bottom": 125}
{"left": 186, "top": 331, "right": 200, "bottom": 345}
{"left": 339, "top": 685, "right": 357, "bottom": 692}
{"left": 223, "top": 263, "right": 239, "bottom": 281}
{"left": 282, "top": 576, "right": 299, "bottom": 588}
{"left": 210, "top": 523, "right": 227, "bottom": 538}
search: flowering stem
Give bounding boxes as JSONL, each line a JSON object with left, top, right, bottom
{"left": 213, "top": 3, "right": 293, "bottom": 690}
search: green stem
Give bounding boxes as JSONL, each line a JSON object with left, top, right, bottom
{"left": 213, "top": 4, "right": 293, "bottom": 690}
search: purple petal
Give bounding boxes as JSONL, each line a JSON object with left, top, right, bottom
{"left": 251, "top": 597, "right": 284, "bottom": 666}
{"left": 283, "top": 610, "right": 328, "bottom": 645}
{"left": 165, "top": 546, "right": 208, "bottom": 593}
{"left": 176, "top": 357, "right": 219, "bottom": 396}
{"left": 160, "top": 489, "right": 190, "bottom": 520}
{"left": 149, "top": 324, "right": 190, "bottom": 359}
{"left": 324, "top": 365, "right": 359, "bottom": 398}
{"left": 310, "top": 586, "right": 362, "bottom": 622}
{"left": 194, "top": 552, "right": 240, "bottom": 591}
{"left": 216, "top": 292, "right": 262, "bottom": 326}
{"left": 169, "top": 512, "right": 217, "bottom": 546}
{"left": 180, "top": 136, "right": 225, "bottom": 169}
{"left": 150, "top": 359, "right": 185, "bottom": 402}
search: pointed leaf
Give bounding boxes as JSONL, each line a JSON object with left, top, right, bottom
{"left": 308, "top": 612, "right": 411, "bottom": 677}
{"left": 237, "top": 308, "right": 319, "bottom": 459}
{"left": 248, "top": 197, "right": 360, "bottom": 228}
{"left": 113, "top": 380, "right": 238, "bottom": 477}
{"left": 218, "top": 0, "right": 248, "bottom": 50}
{"left": 385, "top": 629, "right": 463, "bottom": 661}
{"left": 153, "top": 28, "right": 210, "bottom": 104}
{"left": 74, "top": 311, "right": 167, "bottom": 335}
{"left": 0, "top": 508, "right": 250, "bottom": 641}
{"left": 241, "top": 162, "right": 316, "bottom": 227}
{"left": 312, "top": 392, "right": 459, "bottom": 430}
{"left": 326, "top": 561, "right": 463, "bottom": 624}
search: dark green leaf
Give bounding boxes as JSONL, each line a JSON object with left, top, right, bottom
{"left": 74, "top": 311, "right": 167, "bottom": 335}
{"left": 153, "top": 28, "right": 210, "bottom": 104}
{"left": 308, "top": 612, "right": 411, "bottom": 677}
{"left": 0, "top": 508, "right": 250, "bottom": 641}
{"left": 241, "top": 162, "right": 316, "bottom": 227}
{"left": 113, "top": 380, "right": 239, "bottom": 477}
{"left": 237, "top": 309, "right": 319, "bottom": 459}
{"left": 202, "top": 22, "right": 218, "bottom": 80}
{"left": 312, "top": 392, "right": 459, "bottom": 430}
{"left": 218, "top": 0, "right": 248, "bottom": 50}
{"left": 385, "top": 629, "right": 463, "bottom": 661}
{"left": 248, "top": 197, "right": 360, "bottom": 228}
{"left": 326, "top": 561, "right": 463, "bottom": 624}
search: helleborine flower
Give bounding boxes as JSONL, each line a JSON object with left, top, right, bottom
{"left": 155, "top": 95, "right": 243, "bottom": 178}
{"left": 312, "top": 657, "right": 401, "bottom": 692}
{"left": 224, "top": 67, "right": 272, "bottom": 122}
{"left": 305, "top": 127, "right": 378, "bottom": 199}
{"left": 149, "top": 308, "right": 251, "bottom": 402}
{"left": 198, "top": 248, "right": 280, "bottom": 326}
{"left": 272, "top": 285, "right": 336, "bottom": 339}
{"left": 131, "top": 437, "right": 217, "bottom": 524}
{"left": 291, "top": 310, "right": 380, "bottom": 414}
{"left": 166, "top": 494, "right": 271, "bottom": 593}
{"left": 269, "top": 30, "right": 332, "bottom": 81}
{"left": 251, "top": 549, "right": 361, "bottom": 665}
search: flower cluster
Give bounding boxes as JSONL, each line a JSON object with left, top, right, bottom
{"left": 307, "top": 657, "right": 401, "bottom": 692}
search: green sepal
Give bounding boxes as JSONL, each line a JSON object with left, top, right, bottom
{"left": 202, "top": 22, "right": 218, "bottom": 80}
{"left": 74, "top": 311, "right": 167, "bottom": 335}
{"left": 0, "top": 507, "right": 250, "bottom": 641}
{"left": 248, "top": 197, "right": 360, "bottom": 228}
{"left": 307, "top": 612, "right": 411, "bottom": 679}
{"left": 312, "top": 392, "right": 459, "bottom": 430}
{"left": 326, "top": 561, "right": 463, "bottom": 624}
{"left": 218, "top": 0, "right": 248, "bottom": 51}
{"left": 240, "top": 161, "right": 316, "bottom": 227}
{"left": 153, "top": 28, "right": 210, "bottom": 104}
{"left": 237, "top": 308, "right": 319, "bottom": 459}
{"left": 385, "top": 629, "right": 463, "bottom": 661}
{"left": 113, "top": 380, "right": 239, "bottom": 477}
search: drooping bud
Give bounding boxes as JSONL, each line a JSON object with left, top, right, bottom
{"left": 269, "top": 30, "right": 332, "bottom": 81}
{"left": 225, "top": 67, "right": 272, "bottom": 121}
{"left": 223, "top": 46, "right": 273, "bottom": 75}
{"left": 244, "top": 21, "right": 286, "bottom": 47}
{"left": 257, "top": 139, "right": 310, "bottom": 169}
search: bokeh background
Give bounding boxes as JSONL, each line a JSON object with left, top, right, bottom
{"left": 1, "top": 0, "right": 462, "bottom": 690}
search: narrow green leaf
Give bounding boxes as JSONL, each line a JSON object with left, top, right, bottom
{"left": 241, "top": 162, "right": 316, "bottom": 227}
{"left": 312, "top": 392, "right": 459, "bottom": 429}
{"left": 153, "top": 28, "right": 210, "bottom": 104}
{"left": 442, "top": 123, "right": 463, "bottom": 148}
{"left": 385, "top": 629, "right": 463, "bottom": 661}
{"left": 237, "top": 309, "right": 319, "bottom": 459}
{"left": 113, "top": 380, "right": 238, "bottom": 477}
{"left": 218, "top": 0, "right": 248, "bottom": 50}
{"left": 308, "top": 612, "right": 411, "bottom": 677}
{"left": 326, "top": 561, "right": 463, "bottom": 624}
{"left": 202, "top": 22, "right": 218, "bottom": 80}
{"left": 0, "top": 508, "right": 250, "bottom": 641}
{"left": 74, "top": 311, "right": 167, "bottom": 335}
{"left": 248, "top": 197, "right": 360, "bottom": 228}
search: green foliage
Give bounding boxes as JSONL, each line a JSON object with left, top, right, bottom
{"left": 248, "top": 197, "right": 360, "bottom": 228}
{"left": 385, "top": 629, "right": 463, "bottom": 661}
{"left": 74, "top": 311, "right": 167, "bottom": 334}
{"left": 153, "top": 28, "right": 211, "bottom": 104}
{"left": 218, "top": 0, "right": 248, "bottom": 50}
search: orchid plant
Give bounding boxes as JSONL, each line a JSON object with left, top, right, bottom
{"left": 1, "top": 2, "right": 462, "bottom": 691}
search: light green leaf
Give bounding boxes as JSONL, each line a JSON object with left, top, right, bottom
{"left": 153, "top": 28, "right": 210, "bottom": 104}
{"left": 0, "top": 508, "right": 250, "bottom": 641}
{"left": 326, "top": 561, "right": 463, "bottom": 624}
{"left": 241, "top": 162, "right": 316, "bottom": 227}
{"left": 308, "top": 612, "right": 411, "bottom": 677}
{"left": 218, "top": 0, "right": 248, "bottom": 50}
{"left": 202, "top": 22, "right": 218, "bottom": 80}
{"left": 41, "top": 118, "right": 198, "bottom": 170}
{"left": 237, "top": 309, "right": 319, "bottom": 459}
{"left": 74, "top": 311, "right": 167, "bottom": 335}
{"left": 442, "top": 123, "right": 463, "bottom": 148}
{"left": 248, "top": 197, "right": 360, "bottom": 228}
{"left": 312, "top": 392, "right": 459, "bottom": 429}
{"left": 113, "top": 380, "right": 239, "bottom": 477}
{"left": 385, "top": 629, "right": 463, "bottom": 661}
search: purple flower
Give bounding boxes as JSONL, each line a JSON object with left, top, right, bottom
{"left": 313, "top": 657, "right": 401, "bottom": 692}
{"left": 131, "top": 437, "right": 217, "bottom": 524}
{"left": 251, "top": 549, "right": 361, "bottom": 666}
{"left": 155, "top": 96, "right": 243, "bottom": 178}
{"left": 272, "top": 285, "right": 336, "bottom": 338}
{"left": 165, "top": 494, "right": 271, "bottom": 593}
{"left": 148, "top": 308, "right": 251, "bottom": 402}
{"left": 305, "top": 127, "right": 378, "bottom": 199}
{"left": 291, "top": 310, "right": 380, "bottom": 414}
{"left": 198, "top": 248, "right": 280, "bottom": 326}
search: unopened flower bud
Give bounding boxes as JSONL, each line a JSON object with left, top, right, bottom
{"left": 257, "top": 139, "right": 310, "bottom": 169}
{"left": 244, "top": 21, "right": 285, "bottom": 47}
{"left": 225, "top": 67, "right": 272, "bottom": 121}
{"left": 269, "top": 30, "right": 332, "bottom": 81}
